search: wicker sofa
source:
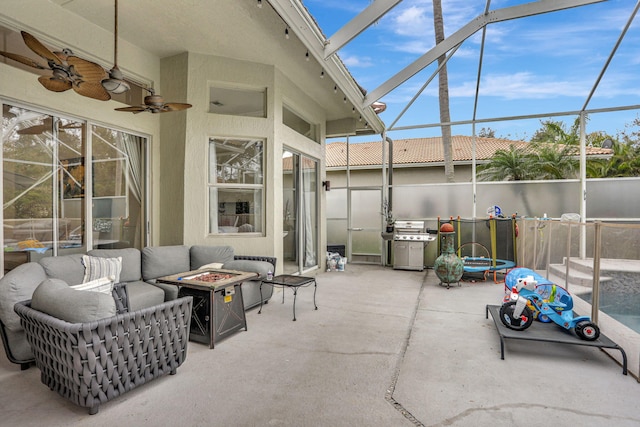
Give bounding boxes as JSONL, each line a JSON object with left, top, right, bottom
{"left": 0, "top": 244, "right": 276, "bottom": 369}
{"left": 14, "top": 283, "right": 193, "bottom": 415}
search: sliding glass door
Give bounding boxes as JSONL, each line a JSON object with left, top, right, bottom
{"left": 91, "top": 125, "right": 146, "bottom": 249}
{"left": 282, "top": 149, "right": 318, "bottom": 274}
{"left": 2, "top": 103, "right": 147, "bottom": 273}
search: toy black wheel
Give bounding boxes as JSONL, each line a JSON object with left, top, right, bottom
{"left": 499, "top": 301, "right": 533, "bottom": 331}
{"left": 575, "top": 321, "right": 600, "bottom": 341}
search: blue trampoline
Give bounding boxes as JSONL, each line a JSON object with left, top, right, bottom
{"left": 438, "top": 216, "right": 518, "bottom": 283}
{"left": 463, "top": 257, "right": 516, "bottom": 273}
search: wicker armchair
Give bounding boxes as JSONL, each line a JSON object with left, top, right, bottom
{"left": 14, "top": 286, "right": 192, "bottom": 415}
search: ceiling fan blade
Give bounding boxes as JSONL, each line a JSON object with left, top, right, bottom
{"left": 17, "top": 125, "right": 47, "bottom": 135}
{"left": 0, "top": 51, "right": 46, "bottom": 69}
{"left": 164, "top": 102, "right": 193, "bottom": 112}
{"left": 38, "top": 75, "right": 72, "bottom": 92}
{"left": 67, "top": 56, "right": 107, "bottom": 83}
{"left": 21, "top": 31, "right": 63, "bottom": 65}
{"left": 73, "top": 81, "right": 111, "bottom": 101}
{"left": 17, "top": 117, "right": 53, "bottom": 135}
{"left": 115, "top": 106, "right": 148, "bottom": 113}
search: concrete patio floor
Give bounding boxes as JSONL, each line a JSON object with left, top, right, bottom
{"left": 0, "top": 264, "right": 638, "bottom": 426}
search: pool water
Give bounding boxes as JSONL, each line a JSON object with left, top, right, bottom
{"left": 578, "top": 291, "right": 640, "bottom": 334}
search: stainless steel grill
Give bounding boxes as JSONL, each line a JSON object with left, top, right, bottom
{"left": 393, "top": 220, "right": 433, "bottom": 241}
{"left": 393, "top": 220, "right": 435, "bottom": 271}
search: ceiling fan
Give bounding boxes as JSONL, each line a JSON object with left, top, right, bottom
{"left": 0, "top": 31, "right": 110, "bottom": 101}
{"left": 115, "top": 88, "right": 192, "bottom": 114}
{"left": 101, "top": 0, "right": 130, "bottom": 94}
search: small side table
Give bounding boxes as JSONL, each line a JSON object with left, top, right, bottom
{"left": 259, "top": 275, "right": 317, "bottom": 321}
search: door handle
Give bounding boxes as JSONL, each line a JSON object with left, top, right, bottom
{"left": 350, "top": 228, "right": 363, "bottom": 231}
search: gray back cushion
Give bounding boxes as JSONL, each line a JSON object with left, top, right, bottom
{"left": 38, "top": 254, "right": 85, "bottom": 286}
{"left": 31, "top": 278, "right": 116, "bottom": 323}
{"left": 190, "top": 245, "right": 235, "bottom": 270}
{"left": 141, "top": 245, "right": 190, "bottom": 280}
{"left": 88, "top": 248, "right": 142, "bottom": 282}
{"left": 0, "top": 262, "right": 46, "bottom": 331}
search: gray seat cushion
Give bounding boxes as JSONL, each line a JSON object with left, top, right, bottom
{"left": 38, "top": 254, "right": 86, "bottom": 285}
{"left": 31, "top": 278, "right": 116, "bottom": 323}
{"left": 141, "top": 245, "right": 190, "bottom": 281}
{"left": 0, "top": 262, "right": 46, "bottom": 331}
{"left": 189, "top": 245, "right": 235, "bottom": 270}
{"left": 146, "top": 280, "right": 180, "bottom": 302}
{"left": 88, "top": 248, "right": 142, "bottom": 282}
{"left": 241, "top": 279, "right": 274, "bottom": 310}
{"left": 125, "top": 281, "right": 166, "bottom": 311}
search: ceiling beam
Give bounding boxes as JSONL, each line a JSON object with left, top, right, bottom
{"left": 363, "top": 0, "right": 607, "bottom": 108}
{"left": 323, "top": 0, "right": 403, "bottom": 59}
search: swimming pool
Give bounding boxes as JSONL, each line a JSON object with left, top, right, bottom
{"left": 577, "top": 291, "right": 640, "bottom": 334}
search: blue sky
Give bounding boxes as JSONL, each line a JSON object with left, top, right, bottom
{"left": 304, "top": 0, "right": 640, "bottom": 142}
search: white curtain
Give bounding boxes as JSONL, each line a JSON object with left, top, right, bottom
{"left": 302, "top": 157, "right": 317, "bottom": 268}
{"left": 122, "top": 134, "right": 142, "bottom": 204}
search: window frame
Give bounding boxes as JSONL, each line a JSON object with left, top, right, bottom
{"left": 208, "top": 136, "right": 266, "bottom": 236}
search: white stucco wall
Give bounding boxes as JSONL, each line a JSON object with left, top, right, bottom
{"left": 161, "top": 52, "right": 327, "bottom": 267}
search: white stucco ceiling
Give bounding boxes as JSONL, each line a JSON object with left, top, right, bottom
{"left": 43, "top": 0, "right": 381, "bottom": 129}
{"left": 52, "top": 0, "right": 276, "bottom": 60}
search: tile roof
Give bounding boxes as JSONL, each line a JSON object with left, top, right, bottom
{"left": 326, "top": 136, "right": 613, "bottom": 168}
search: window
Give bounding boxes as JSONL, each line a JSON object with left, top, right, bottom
{"left": 2, "top": 106, "right": 84, "bottom": 263}
{"left": 283, "top": 105, "right": 319, "bottom": 143}
{"left": 209, "top": 86, "right": 266, "bottom": 117}
{"left": 90, "top": 125, "right": 146, "bottom": 250}
{"left": 209, "top": 138, "right": 264, "bottom": 234}
{"left": 1, "top": 103, "right": 148, "bottom": 272}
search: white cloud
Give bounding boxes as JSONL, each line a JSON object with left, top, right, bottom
{"left": 394, "top": 6, "right": 431, "bottom": 38}
{"left": 458, "top": 72, "right": 590, "bottom": 100}
{"left": 341, "top": 53, "right": 375, "bottom": 68}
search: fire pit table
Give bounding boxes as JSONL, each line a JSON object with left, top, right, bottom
{"left": 157, "top": 269, "right": 257, "bottom": 348}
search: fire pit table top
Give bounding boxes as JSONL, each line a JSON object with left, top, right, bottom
{"left": 157, "top": 268, "right": 258, "bottom": 290}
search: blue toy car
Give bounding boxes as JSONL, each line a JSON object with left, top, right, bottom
{"left": 500, "top": 267, "right": 600, "bottom": 341}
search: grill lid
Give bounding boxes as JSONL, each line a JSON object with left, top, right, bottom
{"left": 394, "top": 220, "right": 425, "bottom": 231}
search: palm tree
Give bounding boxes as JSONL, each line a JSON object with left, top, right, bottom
{"left": 432, "top": 0, "right": 454, "bottom": 182}
{"left": 476, "top": 145, "right": 535, "bottom": 181}
{"left": 530, "top": 142, "right": 578, "bottom": 179}
{"left": 478, "top": 142, "right": 580, "bottom": 181}
{"left": 588, "top": 141, "right": 640, "bottom": 177}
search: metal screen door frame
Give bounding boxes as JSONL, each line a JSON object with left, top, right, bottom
{"left": 348, "top": 187, "right": 382, "bottom": 264}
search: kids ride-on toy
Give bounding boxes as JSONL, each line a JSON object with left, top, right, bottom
{"left": 500, "top": 267, "right": 600, "bottom": 341}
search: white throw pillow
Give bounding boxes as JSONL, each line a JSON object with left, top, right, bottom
{"left": 198, "top": 262, "right": 224, "bottom": 270}
{"left": 71, "top": 276, "right": 115, "bottom": 294}
{"left": 82, "top": 255, "right": 122, "bottom": 284}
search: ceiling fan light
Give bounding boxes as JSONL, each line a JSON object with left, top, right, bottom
{"left": 102, "top": 66, "right": 130, "bottom": 94}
